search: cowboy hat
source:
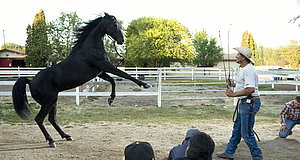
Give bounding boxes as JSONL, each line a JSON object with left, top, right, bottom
{"left": 233, "top": 46, "right": 255, "bottom": 64}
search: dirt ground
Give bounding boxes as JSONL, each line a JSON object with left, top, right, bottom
{"left": 1, "top": 83, "right": 300, "bottom": 160}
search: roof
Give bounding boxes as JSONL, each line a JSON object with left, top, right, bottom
{"left": 0, "top": 48, "right": 25, "bottom": 55}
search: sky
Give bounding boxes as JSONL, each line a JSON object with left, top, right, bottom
{"left": 0, "top": 0, "right": 300, "bottom": 53}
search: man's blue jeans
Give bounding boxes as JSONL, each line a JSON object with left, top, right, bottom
{"left": 224, "top": 98, "right": 263, "bottom": 160}
{"left": 279, "top": 118, "right": 300, "bottom": 138}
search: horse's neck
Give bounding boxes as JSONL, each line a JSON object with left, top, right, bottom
{"left": 86, "top": 23, "right": 106, "bottom": 49}
{"left": 71, "top": 21, "right": 107, "bottom": 55}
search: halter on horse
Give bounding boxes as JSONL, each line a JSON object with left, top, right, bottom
{"left": 12, "top": 13, "right": 150, "bottom": 147}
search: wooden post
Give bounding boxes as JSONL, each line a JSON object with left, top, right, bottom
{"left": 157, "top": 69, "right": 162, "bottom": 107}
{"left": 191, "top": 67, "right": 194, "bottom": 81}
{"left": 76, "top": 86, "right": 80, "bottom": 105}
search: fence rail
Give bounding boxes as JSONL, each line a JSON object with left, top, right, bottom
{"left": 1, "top": 67, "right": 300, "bottom": 107}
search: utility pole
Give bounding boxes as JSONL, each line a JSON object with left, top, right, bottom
{"left": 2, "top": 30, "right": 6, "bottom": 49}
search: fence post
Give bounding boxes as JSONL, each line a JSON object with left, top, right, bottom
{"left": 157, "top": 69, "right": 162, "bottom": 107}
{"left": 219, "top": 69, "right": 221, "bottom": 81}
{"left": 296, "top": 78, "right": 298, "bottom": 91}
{"left": 271, "top": 76, "right": 275, "bottom": 88}
{"left": 191, "top": 67, "right": 194, "bottom": 81}
{"left": 135, "top": 67, "right": 138, "bottom": 79}
{"left": 163, "top": 67, "right": 166, "bottom": 80}
{"left": 17, "top": 66, "right": 20, "bottom": 78}
{"left": 76, "top": 87, "right": 80, "bottom": 105}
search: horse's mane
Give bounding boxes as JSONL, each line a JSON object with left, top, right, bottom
{"left": 73, "top": 16, "right": 104, "bottom": 47}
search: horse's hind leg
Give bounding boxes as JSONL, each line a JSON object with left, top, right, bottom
{"left": 98, "top": 72, "right": 116, "bottom": 105}
{"left": 48, "top": 103, "right": 74, "bottom": 141}
{"left": 35, "top": 104, "right": 57, "bottom": 147}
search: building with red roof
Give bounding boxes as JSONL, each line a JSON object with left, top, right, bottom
{"left": 0, "top": 49, "right": 26, "bottom": 67}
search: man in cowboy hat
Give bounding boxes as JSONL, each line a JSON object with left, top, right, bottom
{"left": 217, "top": 46, "right": 263, "bottom": 160}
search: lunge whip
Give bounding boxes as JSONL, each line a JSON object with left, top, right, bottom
{"left": 219, "top": 31, "right": 229, "bottom": 88}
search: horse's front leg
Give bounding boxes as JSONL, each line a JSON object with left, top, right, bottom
{"left": 97, "top": 61, "right": 151, "bottom": 89}
{"left": 98, "top": 72, "right": 116, "bottom": 105}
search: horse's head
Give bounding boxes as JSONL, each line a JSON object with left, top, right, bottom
{"left": 103, "top": 13, "right": 124, "bottom": 45}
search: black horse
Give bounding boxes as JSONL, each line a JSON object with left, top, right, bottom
{"left": 12, "top": 13, "right": 150, "bottom": 147}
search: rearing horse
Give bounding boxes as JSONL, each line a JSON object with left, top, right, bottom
{"left": 12, "top": 13, "right": 150, "bottom": 147}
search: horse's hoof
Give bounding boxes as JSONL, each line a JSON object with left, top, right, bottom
{"left": 143, "top": 84, "right": 151, "bottom": 89}
{"left": 66, "top": 136, "right": 74, "bottom": 141}
{"left": 108, "top": 98, "right": 114, "bottom": 106}
{"left": 49, "top": 141, "right": 56, "bottom": 148}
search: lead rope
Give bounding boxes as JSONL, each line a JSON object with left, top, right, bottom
{"left": 233, "top": 99, "right": 261, "bottom": 142}
{"left": 108, "top": 36, "right": 124, "bottom": 68}
{"left": 249, "top": 101, "right": 261, "bottom": 142}
{"left": 232, "top": 99, "right": 239, "bottom": 122}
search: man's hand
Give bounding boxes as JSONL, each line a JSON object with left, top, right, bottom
{"left": 226, "top": 88, "right": 235, "bottom": 97}
{"left": 280, "top": 125, "right": 288, "bottom": 131}
{"left": 227, "top": 78, "right": 236, "bottom": 87}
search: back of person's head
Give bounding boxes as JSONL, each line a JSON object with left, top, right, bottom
{"left": 124, "top": 141, "right": 155, "bottom": 160}
{"left": 185, "top": 129, "right": 201, "bottom": 140}
{"left": 186, "top": 132, "right": 215, "bottom": 160}
{"left": 295, "top": 96, "right": 300, "bottom": 102}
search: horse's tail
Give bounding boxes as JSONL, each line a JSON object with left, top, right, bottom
{"left": 12, "top": 77, "right": 31, "bottom": 120}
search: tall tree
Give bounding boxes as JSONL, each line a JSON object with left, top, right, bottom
{"left": 278, "top": 40, "right": 300, "bottom": 68}
{"left": 48, "top": 12, "right": 83, "bottom": 64}
{"left": 125, "top": 17, "right": 196, "bottom": 67}
{"left": 192, "top": 30, "right": 223, "bottom": 67}
{"left": 254, "top": 45, "right": 265, "bottom": 66}
{"left": 241, "top": 31, "right": 256, "bottom": 63}
{"left": 260, "top": 47, "right": 281, "bottom": 66}
{"left": 25, "top": 9, "right": 52, "bottom": 67}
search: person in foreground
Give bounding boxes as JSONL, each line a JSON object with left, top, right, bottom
{"left": 168, "top": 129, "right": 201, "bottom": 160}
{"left": 279, "top": 95, "right": 300, "bottom": 138}
{"left": 174, "top": 131, "right": 215, "bottom": 160}
{"left": 123, "top": 141, "right": 155, "bottom": 160}
{"left": 216, "top": 46, "right": 263, "bottom": 160}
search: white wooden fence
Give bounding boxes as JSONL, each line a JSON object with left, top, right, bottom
{"left": 0, "top": 67, "right": 300, "bottom": 107}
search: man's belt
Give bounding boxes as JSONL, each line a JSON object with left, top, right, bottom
{"left": 240, "top": 96, "right": 260, "bottom": 101}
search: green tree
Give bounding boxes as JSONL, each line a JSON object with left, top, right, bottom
{"left": 278, "top": 40, "right": 300, "bottom": 68}
{"left": 25, "top": 9, "right": 52, "bottom": 67}
{"left": 256, "top": 46, "right": 285, "bottom": 67}
{"left": 263, "top": 47, "right": 281, "bottom": 66}
{"left": 192, "top": 30, "right": 223, "bottom": 66}
{"left": 125, "top": 17, "right": 196, "bottom": 67}
{"left": 241, "top": 31, "right": 256, "bottom": 63}
{"left": 48, "top": 12, "right": 83, "bottom": 64}
{"left": 1, "top": 43, "right": 25, "bottom": 51}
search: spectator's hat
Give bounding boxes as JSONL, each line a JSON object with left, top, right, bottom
{"left": 233, "top": 46, "right": 255, "bottom": 64}
{"left": 124, "top": 141, "right": 155, "bottom": 160}
{"left": 185, "top": 129, "right": 200, "bottom": 139}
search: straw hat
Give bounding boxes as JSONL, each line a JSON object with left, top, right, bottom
{"left": 233, "top": 46, "right": 255, "bottom": 64}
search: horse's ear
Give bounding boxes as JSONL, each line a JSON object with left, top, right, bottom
{"left": 104, "top": 12, "right": 109, "bottom": 17}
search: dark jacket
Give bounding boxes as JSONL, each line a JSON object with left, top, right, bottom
{"left": 168, "top": 140, "right": 189, "bottom": 160}
{"left": 174, "top": 158, "right": 193, "bottom": 160}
